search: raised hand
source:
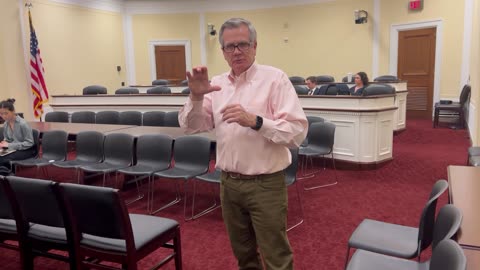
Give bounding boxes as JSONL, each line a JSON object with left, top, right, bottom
{"left": 186, "top": 66, "right": 221, "bottom": 100}
{"left": 221, "top": 104, "right": 256, "bottom": 128}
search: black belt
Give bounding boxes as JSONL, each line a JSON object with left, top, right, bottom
{"left": 222, "top": 170, "right": 284, "bottom": 180}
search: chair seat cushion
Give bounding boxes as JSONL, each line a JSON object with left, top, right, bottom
{"left": 118, "top": 164, "right": 169, "bottom": 176}
{"left": 80, "top": 163, "right": 128, "bottom": 173}
{"left": 53, "top": 159, "right": 100, "bottom": 169}
{"left": 0, "top": 218, "right": 17, "bottom": 234}
{"left": 154, "top": 167, "right": 206, "bottom": 179}
{"left": 196, "top": 171, "right": 221, "bottom": 183}
{"left": 29, "top": 223, "right": 67, "bottom": 244}
{"left": 347, "top": 249, "right": 429, "bottom": 270}
{"left": 468, "top": 147, "right": 480, "bottom": 157}
{"left": 81, "top": 214, "right": 178, "bottom": 253}
{"left": 12, "top": 158, "right": 55, "bottom": 167}
{"left": 434, "top": 102, "right": 461, "bottom": 110}
{"left": 299, "top": 146, "right": 331, "bottom": 156}
{"left": 348, "top": 219, "right": 419, "bottom": 258}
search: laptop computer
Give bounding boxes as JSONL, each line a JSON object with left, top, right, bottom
{"left": 0, "top": 149, "right": 16, "bottom": 157}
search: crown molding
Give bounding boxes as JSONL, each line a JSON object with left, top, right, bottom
{"left": 47, "top": 0, "right": 125, "bottom": 13}
{"left": 124, "top": 0, "right": 335, "bottom": 15}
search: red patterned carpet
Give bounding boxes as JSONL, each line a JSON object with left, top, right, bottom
{"left": 0, "top": 119, "right": 470, "bottom": 270}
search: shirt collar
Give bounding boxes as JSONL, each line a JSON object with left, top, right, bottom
{"left": 228, "top": 62, "right": 257, "bottom": 83}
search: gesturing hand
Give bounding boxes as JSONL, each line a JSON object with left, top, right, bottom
{"left": 186, "top": 66, "right": 221, "bottom": 100}
{"left": 221, "top": 104, "right": 257, "bottom": 128}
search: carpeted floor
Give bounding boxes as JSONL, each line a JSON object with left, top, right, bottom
{"left": 0, "top": 119, "right": 470, "bottom": 269}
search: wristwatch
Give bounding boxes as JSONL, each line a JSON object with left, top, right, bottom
{"left": 251, "top": 115, "right": 263, "bottom": 131}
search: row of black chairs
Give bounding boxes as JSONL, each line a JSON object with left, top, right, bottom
{"left": 0, "top": 175, "right": 182, "bottom": 270}
{"left": 289, "top": 75, "right": 399, "bottom": 85}
{"left": 45, "top": 110, "right": 180, "bottom": 127}
{"left": 82, "top": 81, "right": 190, "bottom": 95}
{"left": 294, "top": 84, "right": 395, "bottom": 96}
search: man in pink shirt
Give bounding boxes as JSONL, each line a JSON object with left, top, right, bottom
{"left": 179, "top": 18, "right": 307, "bottom": 270}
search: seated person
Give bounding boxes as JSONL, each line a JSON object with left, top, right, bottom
{"left": 0, "top": 99, "right": 36, "bottom": 169}
{"left": 349, "top": 71, "right": 369, "bottom": 96}
{"left": 305, "top": 76, "right": 318, "bottom": 95}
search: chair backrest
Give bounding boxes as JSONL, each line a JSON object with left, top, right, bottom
{"left": 83, "top": 85, "right": 107, "bottom": 95}
{"left": 363, "top": 84, "right": 395, "bottom": 96}
{"left": 0, "top": 177, "right": 13, "bottom": 221}
{"left": 5, "top": 176, "right": 64, "bottom": 228}
{"left": 41, "top": 130, "right": 68, "bottom": 161}
{"left": 57, "top": 183, "right": 133, "bottom": 247}
{"left": 164, "top": 111, "right": 180, "bottom": 127}
{"left": 417, "top": 179, "right": 449, "bottom": 253}
{"left": 152, "top": 79, "right": 170, "bottom": 85}
{"left": 182, "top": 88, "right": 191, "bottom": 94}
{"left": 119, "top": 111, "right": 142, "bottom": 126}
{"left": 136, "top": 134, "right": 173, "bottom": 168}
{"left": 294, "top": 85, "right": 309, "bottom": 95}
{"left": 315, "top": 84, "right": 328, "bottom": 95}
{"left": 45, "top": 111, "right": 69, "bottom": 123}
{"left": 336, "top": 84, "right": 351, "bottom": 95}
{"left": 115, "top": 87, "right": 139, "bottom": 95}
{"left": 285, "top": 148, "right": 299, "bottom": 186}
{"left": 75, "top": 131, "right": 104, "bottom": 163}
{"left": 342, "top": 76, "right": 355, "bottom": 83}
{"left": 325, "top": 84, "right": 339, "bottom": 95}
{"left": 308, "top": 122, "right": 336, "bottom": 153}
{"left": 374, "top": 75, "right": 398, "bottom": 82}
{"left": 147, "top": 86, "right": 171, "bottom": 94}
{"left": 103, "top": 133, "right": 135, "bottom": 166}
{"left": 459, "top": 84, "right": 471, "bottom": 107}
{"left": 431, "top": 204, "right": 462, "bottom": 250}
{"left": 289, "top": 76, "right": 305, "bottom": 85}
{"left": 316, "top": 75, "right": 335, "bottom": 83}
{"left": 142, "top": 111, "right": 166, "bottom": 126}
{"left": 0, "top": 127, "right": 3, "bottom": 141}
{"left": 306, "top": 116, "right": 325, "bottom": 126}
{"left": 71, "top": 111, "right": 96, "bottom": 124}
{"left": 96, "top": 111, "right": 120, "bottom": 125}
{"left": 173, "top": 136, "right": 211, "bottom": 173}
{"left": 32, "top": 129, "right": 40, "bottom": 157}
{"left": 180, "top": 79, "right": 188, "bottom": 86}
{"left": 429, "top": 239, "right": 466, "bottom": 270}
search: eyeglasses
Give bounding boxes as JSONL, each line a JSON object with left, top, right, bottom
{"left": 222, "top": 42, "right": 252, "bottom": 53}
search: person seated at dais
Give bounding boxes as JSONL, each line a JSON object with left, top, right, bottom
{"left": 349, "top": 71, "right": 369, "bottom": 96}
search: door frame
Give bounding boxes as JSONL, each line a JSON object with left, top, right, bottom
{"left": 389, "top": 19, "right": 443, "bottom": 109}
{"left": 148, "top": 40, "right": 192, "bottom": 82}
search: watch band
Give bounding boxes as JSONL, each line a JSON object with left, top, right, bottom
{"left": 251, "top": 115, "right": 263, "bottom": 131}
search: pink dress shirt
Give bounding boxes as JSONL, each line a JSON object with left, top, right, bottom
{"left": 179, "top": 63, "right": 308, "bottom": 175}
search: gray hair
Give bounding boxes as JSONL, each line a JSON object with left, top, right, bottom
{"left": 219, "top": 18, "right": 257, "bottom": 47}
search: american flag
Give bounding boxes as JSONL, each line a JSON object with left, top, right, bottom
{"left": 29, "top": 10, "right": 49, "bottom": 119}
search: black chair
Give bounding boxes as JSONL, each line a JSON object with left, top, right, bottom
{"left": 164, "top": 111, "right": 180, "bottom": 127}
{"left": 299, "top": 122, "right": 338, "bottom": 190}
{"left": 433, "top": 85, "right": 471, "bottom": 129}
{"left": 119, "top": 111, "right": 142, "bottom": 126}
{"left": 147, "top": 86, "right": 171, "bottom": 94}
{"left": 346, "top": 204, "right": 463, "bottom": 270}
{"left": 336, "top": 84, "right": 351, "bottom": 95}
{"left": 115, "top": 87, "right": 139, "bottom": 95}
{"left": 342, "top": 76, "right": 355, "bottom": 83}
{"left": 325, "top": 84, "right": 339, "bottom": 95}
{"left": 285, "top": 148, "right": 304, "bottom": 232}
{"left": 294, "top": 85, "right": 309, "bottom": 95}
{"left": 3, "top": 176, "right": 75, "bottom": 269}
{"left": 0, "top": 176, "right": 21, "bottom": 254}
{"left": 180, "top": 79, "right": 188, "bottom": 86}
{"left": 45, "top": 111, "right": 69, "bottom": 123}
{"left": 374, "top": 75, "right": 398, "bottom": 82}
{"left": 289, "top": 76, "right": 305, "bottom": 85}
{"left": 152, "top": 79, "right": 170, "bottom": 85}
{"left": 82, "top": 85, "right": 107, "bottom": 95}
{"left": 150, "top": 136, "right": 211, "bottom": 220}
{"left": 362, "top": 84, "right": 395, "bottom": 96}
{"left": 142, "top": 111, "right": 166, "bottom": 126}
{"left": 345, "top": 179, "right": 449, "bottom": 266}
{"left": 11, "top": 130, "right": 68, "bottom": 178}
{"left": 116, "top": 134, "right": 173, "bottom": 206}
{"left": 57, "top": 183, "right": 182, "bottom": 270}
{"left": 71, "top": 111, "right": 95, "bottom": 124}
{"left": 316, "top": 75, "right": 335, "bottom": 83}
{"left": 79, "top": 133, "right": 135, "bottom": 187}
{"left": 301, "top": 116, "right": 325, "bottom": 147}
{"left": 52, "top": 131, "right": 104, "bottom": 183}
{"left": 181, "top": 88, "right": 191, "bottom": 94}
{"left": 95, "top": 111, "right": 120, "bottom": 125}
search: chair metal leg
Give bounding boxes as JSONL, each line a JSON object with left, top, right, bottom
{"left": 124, "top": 175, "right": 147, "bottom": 206}
{"left": 303, "top": 153, "right": 338, "bottom": 191}
{"left": 287, "top": 181, "right": 304, "bottom": 232}
{"left": 149, "top": 176, "right": 181, "bottom": 215}
{"left": 191, "top": 179, "right": 221, "bottom": 220}
{"left": 298, "top": 155, "right": 321, "bottom": 179}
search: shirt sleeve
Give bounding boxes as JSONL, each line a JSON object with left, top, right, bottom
{"left": 178, "top": 93, "right": 215, "bottom": 134}
{"left": 8, "top": 121, "right": 34, "bottom": 150}
{"left": 258, "top": 73, "right": 308, "bottom": 148}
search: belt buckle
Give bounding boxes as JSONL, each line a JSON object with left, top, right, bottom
{"left": 229, "top": 172, "right": 242, "bottom": 179}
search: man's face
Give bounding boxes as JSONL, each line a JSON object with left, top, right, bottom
{"left": 306, "top": 79, "right": 316, "bottom": 90}
{"left": 222, "top": 24, "right": 257, "bottom": 75}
